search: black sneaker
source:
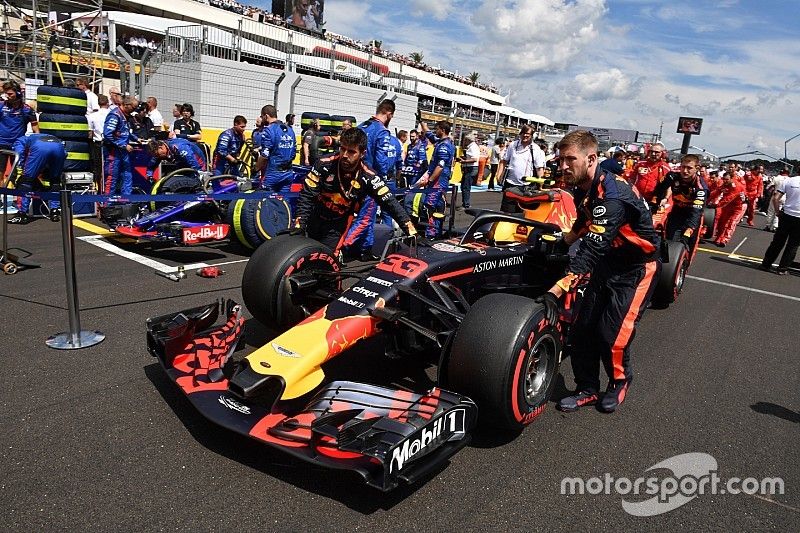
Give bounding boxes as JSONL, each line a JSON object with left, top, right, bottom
{"left": 557, "top": 390, "right": 599, "bottom": 412}
{"left": 49, "top": 209, "right": 61, "bottom": 222}
{"left": 8, "top": 214, "right": 31, "bottom": 225}
{"left": 599, "top": 379, "right": 631, "bottom": 413}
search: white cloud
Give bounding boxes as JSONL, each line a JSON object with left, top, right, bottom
{"left": 571, "top": 68, "right": 642, "bottom": 101}
{"left": 471, "top": 0, "right": 608, "bottom": 76}
{"left": 409, "top": 0, "right": 454, "bottom": 20}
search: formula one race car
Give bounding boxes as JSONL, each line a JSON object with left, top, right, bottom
{"left": 146, "top": 181, "right": 579, "bottom": 490}
{"left": 100, "top": 169, "right": 299, "bottom": 248}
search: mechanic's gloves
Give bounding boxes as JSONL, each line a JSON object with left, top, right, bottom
{"left": 535, "top": 292, "right": 560, "bottom": 327}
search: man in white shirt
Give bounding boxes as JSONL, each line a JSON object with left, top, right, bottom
{"left": 458, "top": 134, "right": 481, "bottom": 209}
{"left": 761, "top": 173, "right": 800, "bottom": 274}
{"left": 87, "top": 94, "right": 110, "bottom": 186}
{"left": 765, "top": 170, "right": 788, "bottom": 231}
{"left": 76, "top": 77, "right": 99, "bottom": 115}
{"left": 146, "top": 97, "right": 164, "bottom": 129}
{"left": 495, "top": 124, "right": 546, "bottom": 211}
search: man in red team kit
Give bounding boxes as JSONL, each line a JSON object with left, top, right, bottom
{"left": 710, "top": 171, "right": 747, "bottom": 247}
{"left": 742, "top": 165, "right": 764, "bottom": 226}
{"left": 624, "top": 142, "right": 672, "bottom": 210}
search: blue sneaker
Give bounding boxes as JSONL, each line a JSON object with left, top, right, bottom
{"left": 599, "top": 379, "right": 631, "bottom": 413}
{"left": 557, "top": 391, "right": 599, "bottom": 412}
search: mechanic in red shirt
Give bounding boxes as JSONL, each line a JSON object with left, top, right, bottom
{"left": 710, "top": 171, "right": 747, "bottom": 247}
{"left": 742, "top": 166, "right": 764, "bottom": 226}
{"left": 624, "top": 142, "right": 672, "bottom": 209}
{"left": 544, "top": 130, "right": 660, "bottom": 414}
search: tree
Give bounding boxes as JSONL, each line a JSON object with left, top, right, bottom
{"left": 410, "top": 52, "right": 424, "bottom": 64}
{"left": 468, "top": 71, "right": 480, "bottom": 84}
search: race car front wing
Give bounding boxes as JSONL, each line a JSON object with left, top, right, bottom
{"left": 146, "top": 299, "right": 478, "bottom": 491}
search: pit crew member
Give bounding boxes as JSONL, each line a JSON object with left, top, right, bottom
{"left": 400, "top": 129, "right": 428, "bottom": 189}
{"left": 710, "top": 171, "right": 747, "bottom": 247}
{"left": 654, "top": 153, "right": 708, "bottom": 249}
{"left": 8, "top": 133, "right": 65, "bottom": 224}
{"left": 624, "top": 142, "right": 671, "bottom": 209}
{"left": 743, "top": 165, "right": 764, "bottom": 227}
{"left": 412, "top": 120, "right": 455, "bottom": 238}
{"left": 256, "top": 104, "right": 296, "bottom": 192}
{"left": 103, "top": 95, "right": 139, "bottom": 195}
{"left": 172, "top": 103, "right": 201, "bottom": 142}
{"left": 546, "top": 130, "right": 660, "bottom": 414}
{"left": 145, "top": 137, "right": 207, "bottom": 179}
{"left": 342, "top": 99, "right": 395, "bottom": 260}
{"left": 1, "top": 80, "right": 39, "bottom": 182}
{"left": 211, "top": 115, "right": 246, "bottom": 176}
{"left": 294, "top": 127, "right": 416, "bottom": 252}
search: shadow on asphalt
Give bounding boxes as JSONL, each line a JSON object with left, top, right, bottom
{"left": 144, "top": 362, "right": 438, "bottom": 512}
{"left": 81, "top": 285, "right": 243, "bottom": 311}
{"left": 751, "top": 401, "right": 800, "bottom": 423}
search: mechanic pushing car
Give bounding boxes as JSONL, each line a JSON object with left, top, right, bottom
{"left": 624, "top": 141, "right": 672, "bottom": 210}
{"left": 7, "top": 133, "right": 65, "bottom": 224}
{"left": 145, "top": 137, "right": 208, "bottom": 180}
{"left": 293, "top": 126, "right": 417, "bottom": 251}
{"left": 654, "top": 153, "right": 709, "bottom": 250}
{"left": 544, "top": 130, "right": 660, "bottom": 414}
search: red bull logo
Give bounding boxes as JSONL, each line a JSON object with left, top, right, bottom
{"left": 183, "top": 224, "right": 230, "bottom": 243}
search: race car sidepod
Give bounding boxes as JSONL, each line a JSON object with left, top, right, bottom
{"left": 146, "top": 299, "right": 478, "bottom": 491}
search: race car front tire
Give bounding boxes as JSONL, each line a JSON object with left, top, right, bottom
{"left": 446, "top": 293, "right": 561, "bottom": 431}
{"left": 652, "top": 240, "right": 689, "bottom": 307}
{"left": 150, "top": 171, "right": 203, "bottom": 212}
{"left": 702, "top": 207, "right": 715, "bottom": 238}
{"left": 242, "top": 235, "right": 341, "bottom": 329}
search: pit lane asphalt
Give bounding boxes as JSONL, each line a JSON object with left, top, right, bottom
{"left": 2, "top": 194, "right": 798, "bottom": 532}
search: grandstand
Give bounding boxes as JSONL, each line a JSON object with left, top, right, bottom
{"left": 2, "top": 0, "right": 556, "bottom": 143}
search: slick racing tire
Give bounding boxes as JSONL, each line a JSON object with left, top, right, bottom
{"left": 447, "top": 293, "right": 561, "bottom": 431}
{"left": 36, "top": 86, "right": 87, "bottom": 115}
{"left": 227, "top": 191, "right": 257, "bottom": 249}
{"left": 255, "top": 197, "right": 292, "bottom": 242}
{"left": 242, "top": 235, "right": 341, "bottom": 329}
{"left": 38, "top": 113, "right": 90, "bottom": 140}
{"left": 150, "top": 171, "right": 203, "bottom": 212}
{"left": 702, "top": 207, "right": 715, "bottom": 239}
{"left": 652, "top": 240, "right": 689, "bottom": 307}
{"left": 63, "top": 140, "right": 91, "bottom": 172}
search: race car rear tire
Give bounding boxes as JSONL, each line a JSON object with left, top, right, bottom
{"left": 242, "top": 235, "right": 341, "bottom": 329}
{"left": 702, "top": 207, "right": 715, "bottom": 238}
{"left": 63, "top": 140, "right": 92, "bottom": 172}
{"left": 446, "top": 293, "right": 561, "bottom": 431}
{"left": 38, "top": 113, "right": 90, "bottom": 140}
{"left": 36, "top": 86, "right": 87, "bottom": 115}
{"left": 652, "top": 240, "right": 689, "bottom": 307}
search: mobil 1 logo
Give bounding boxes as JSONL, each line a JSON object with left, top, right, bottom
{"left": 388, "top": 408, "right": 467, "bottom": 473}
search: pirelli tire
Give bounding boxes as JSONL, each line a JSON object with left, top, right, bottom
{"left": 652, "top": 240, "right": 690, "bottom": 307}
{"left": 446, "top": 293, "right": 561, "bottom": 431}
{"left": 36, "top": 86, "right": 87, "bottom": 115}
{"left": 702, "top": 207, "right": 716, "bottom": 238}
{"left": 63, "top": 140, "right": 91, "bottom": 172}
{"left": 242, "top": 235, "right": 341, "bottom": 329}
{"left": 38, "top": 112, "right": 90, "bottom": 140}
{"left": 227, "top": 191, "right": 257, "bottom": 249}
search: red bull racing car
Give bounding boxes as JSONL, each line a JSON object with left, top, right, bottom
{"left": 147, "top": 181, "right": 580, "bottom": 490}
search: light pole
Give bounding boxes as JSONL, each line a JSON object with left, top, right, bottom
{"left": 785, "top": 133, "right": 800, "bottom": 161}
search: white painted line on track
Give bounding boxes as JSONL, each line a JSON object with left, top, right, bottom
{"left": 729, "top": 237, "right": 747, "bottom": 257}
{"left": 78, "top": 235, "right": 174, "bottom": 272}
{"left": 180, "top": 258, "right": 249, "bottom": 271}
{"left": 686, "top": 275, "right": 800, "bottom": 303}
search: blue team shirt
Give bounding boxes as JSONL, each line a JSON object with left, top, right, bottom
{"left": 403, "top": 138, "right": 429, "bottom": 181}
{"left": 215, "top": 127, "right": 244, "bottom": 158}
{"left": 147, "top": 138, "right": 207, "bottom": 176}
{"left": 0, "top": 101, "right": 38, "bottom": 146}
{"left": 260, "top": 121, "right": 296, "bottom": 173}
{"left": 359, "top": 117, "right": 392, "bottom": 176}
{"left": 425, "top": 131, "right": 455, "bottom": 187}
{"left": 103, "top": 107, "right": 138, "bottom": 149}
{"left": 387, "top": 136, "right": 403, "bottom": 178}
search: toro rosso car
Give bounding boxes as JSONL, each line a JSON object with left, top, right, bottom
{"left": 147, "top": 180, "right": 579, "bottom": 490}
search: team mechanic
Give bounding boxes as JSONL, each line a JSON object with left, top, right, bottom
{"left": 256, "top": 105, "right": 296, "bottom": 192}
{"left": 211, "top": 115, "right": 246, "bottom": 176}
{"left": 343, "top": 99, "right": 397, "bottom": 260}
{"left": 1, "top": 80, "right": 39, "bottom": 183}
{"left": 413, "top": 120, "right": 456, "bottom": 237}
{"left": 654, "top": 153, "right": 709, "bottom": 249}
{"left": 624, "top": 141, "right": 671, "bottom": 210}
{"left": 544, "top": 130, "right": 660, "bottom": 414}
{"left": 145, "top": 137, "right": 208, "bottom": 179}
{"left": 293, "top": 127, "right": 416, "bottom": 252}
{"left": 103, "top": 95, "right": 139, "bottom": 195}
{"left": 8, "top": 134, "right": 66, "bottom": 224}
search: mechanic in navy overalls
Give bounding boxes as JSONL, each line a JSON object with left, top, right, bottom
{"left": 212, "top": 115, "right": 246, "bottom": 176}
{"left": 145, "top": 137, "right": 208, "bottom": 179}
{"left": 256, "top": 104, "right": 296, "bottom": 192}
{"left": 380, "top": 133, "right": 404, "bottom": 227}
{"left": 1, "top": 80, "right": 39, "bottom": 182}
{"left": 103, "top": 95, "right": 139, "bottom": 195}
{"left": 414, "top": 119, "right": 455, "bottom": 237}
{"left": 8, "top": 134, "right": 65, "bottom": 224}
{"left": 342, "top": 99, "right": 395, "bottom": 260}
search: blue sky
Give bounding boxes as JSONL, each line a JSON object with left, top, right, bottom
{"left": 262, "top": 0, "right": 800, "bottom": 159}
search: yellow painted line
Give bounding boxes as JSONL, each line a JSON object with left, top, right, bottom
{"left": 697, "top": 246, "right": 762, "bottom": 262}
{"left": 72, "top": 218, "right": 135, "bottom": 243}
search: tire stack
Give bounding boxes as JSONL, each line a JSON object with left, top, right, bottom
{"left": 36, "top": 86, "right": 94, "bottom": 216}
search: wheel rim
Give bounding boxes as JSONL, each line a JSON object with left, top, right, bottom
{"left": 523, "top": 333, "right": 557, "bottom": 403}
{"left": 675, "top": 258, "right": 688, "bottom": 296}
